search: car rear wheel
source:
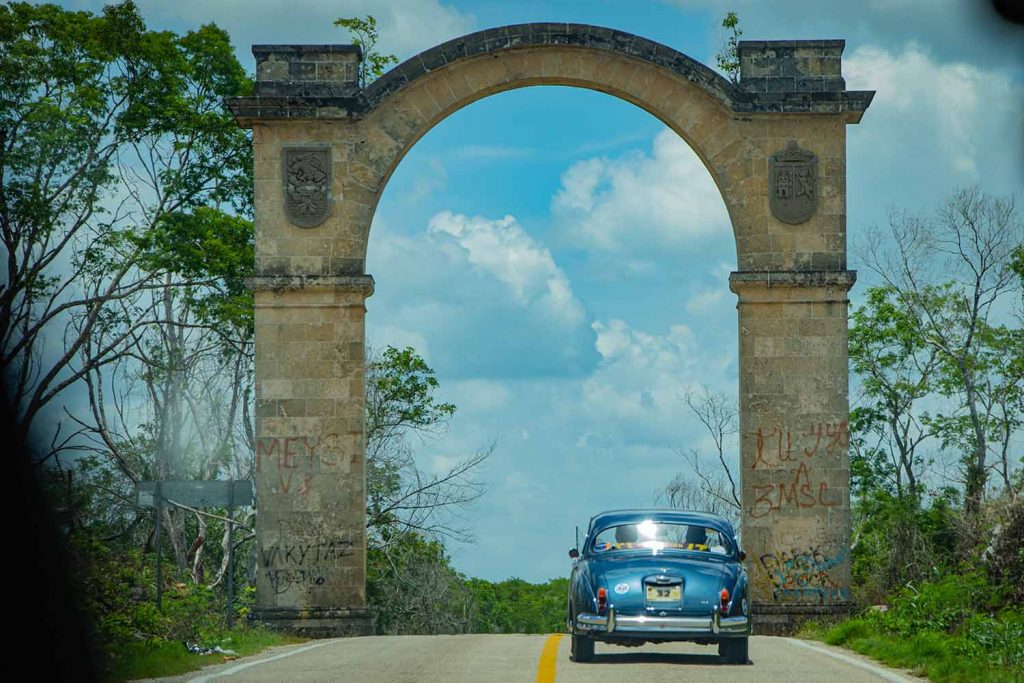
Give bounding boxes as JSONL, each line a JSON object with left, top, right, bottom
{"left": 718, "top": 637, "right": 748, "bottom": 664}
{"left": 569, "top": 604, "right": 595, "bottom": 663}
{"left": 571, "top": 632, "right": 594, "bottom": 662}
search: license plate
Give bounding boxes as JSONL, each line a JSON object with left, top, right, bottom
{"left": 645, "top": 585, "right": 681, "bottom": 602}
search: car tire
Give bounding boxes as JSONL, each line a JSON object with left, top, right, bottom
{"left": 571, "top": 632, "right": 595, "bottom": 662}
{"left": 718, "top": 637, "right": 748, "bottom": 664}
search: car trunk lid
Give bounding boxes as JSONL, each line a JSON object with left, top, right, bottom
{"left": 593, "top": 554, "right": 735, "bottom": 616}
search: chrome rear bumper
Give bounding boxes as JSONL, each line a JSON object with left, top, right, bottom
{"left": 575, "top": 607, "right": 749, "bottom": 636}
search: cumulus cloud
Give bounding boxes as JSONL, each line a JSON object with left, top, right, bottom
{"left": 685, "top": 261, "right": 734, "bottom": 315}
{"left": 845, "top": 43, "right": 1022, "bottom": 184}
{"left": 584, "top": 319, "right": 698, "bottom": 422}
{"left": 110, "top": 0, "right": 475, "bottom": 67}
{"left": 551, "top": 129, "right": 731, "bottom": 253}
{"left": 428, "top": 211, "right": 586, "bottom": 325}
{"left": 662, "top": 0, "right": 1022, "bottom": 71}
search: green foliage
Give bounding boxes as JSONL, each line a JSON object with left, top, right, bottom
{"left": 367, "top": 346, "right": 457, "bottom": 439}
{"left": 0, "top": 0, "right": 254, "bottom": 449}
{"left": 132, "top": 207, "right": 255, "bottom": 336}
{"left": 0, "top": 0, "right": 252, "bottom": 235}
{"left": 108, "top": 626, "right": 302, "bottom": 682}
{"left": 466, "top": 577, "right": 569, "bottom": 634}
{"left": 808, "top": 594, "right": 1024, "bottom": 682}
{"left": 367, "top": 531, "right": 475, "bottom": 635}
{"left": 714, "top": 11, "right": 742, "bottom": 83}
{"left": 959, "top": 611, "right": 1024, "bottom": 669}
{"left": 333, "top": 15, "right": 398, "bottom": 88}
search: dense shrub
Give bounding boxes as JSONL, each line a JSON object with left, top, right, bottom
{"left": 68, "top": 534, "right": 252, "bottom": 656}
{"left": 983, "top": 497, "right": 1024, "bottom": 605}
{"left": 850, "top": 491, "right": 959, "bottom": 605}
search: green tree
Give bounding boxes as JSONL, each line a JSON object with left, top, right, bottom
{"left": 0, "top": 1, "right": 252, "bottom": 460}
{"left": 365, "top": 345, "right": 490, "bottom": 545}
{"left": 715, "top": 11, "right": 743, "bottom": 84}
{"left": 361, "top": 345, "right": 492, "bottom": 634}
{"left": 849, "top": 285, "right": 941, "bottom": 501}
{"left": 333, "top": 15, "right": 398, "bottom": 88}
{"left": 862, "top": 188, "right": 1023, "bottom": 515}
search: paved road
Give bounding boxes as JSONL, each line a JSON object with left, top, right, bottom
{"left": 144, "top": 635, "right": 925, "bottom": 683}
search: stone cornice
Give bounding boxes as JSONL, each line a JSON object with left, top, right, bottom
{"left": 227, "top": 24, "right": 874, "bottom": 125}
{"left": 245, "top": 274, "right": 375, "bottom": 296}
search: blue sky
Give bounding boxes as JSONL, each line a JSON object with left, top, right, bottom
{"left": 60, "top": 0, "right": 1024, "bottom": 582}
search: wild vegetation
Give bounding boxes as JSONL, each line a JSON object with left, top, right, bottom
{"left": 794, "top": 190, "right": 1024, "bottom": 681}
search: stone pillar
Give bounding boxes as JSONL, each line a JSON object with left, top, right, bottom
{"left": 732, "top": 271, "right": 855, "bottom": 634}
{"left": 732, "top": 39, "right": 858, "bottom": 634}
{"left": 250, "top": 277, "right": 374, "bottom": 636}
{"left": 242, "top": 44, "right": 374, "bottom": 636}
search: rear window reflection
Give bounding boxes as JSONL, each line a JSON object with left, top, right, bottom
{"left": 591, "top": 521, "right": 732, "bottom": 555}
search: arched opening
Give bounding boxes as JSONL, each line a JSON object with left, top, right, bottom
{"left": 365, "top": 84, "right": 738, "bottom": 583}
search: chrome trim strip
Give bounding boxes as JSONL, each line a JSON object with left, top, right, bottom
{"left": 575, "top": 612, "right": 750, "bottom": 635}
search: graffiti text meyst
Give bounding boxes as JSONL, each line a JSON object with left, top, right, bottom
{"left": 256, "top": 435, "right": 361, "bottom": 495}
{"left": 748, "top": 421, "right": 848, "bottom": 518}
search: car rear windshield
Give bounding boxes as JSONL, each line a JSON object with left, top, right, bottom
{"left": 590, "top": 520, "right": 733, "bottom": 556}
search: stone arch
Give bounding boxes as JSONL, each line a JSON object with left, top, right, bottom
{"left": 230, "top": 24, "right": 873, "bottom": 636}
{"left": 354, "top": 25, "right": 746, "bottom": 261}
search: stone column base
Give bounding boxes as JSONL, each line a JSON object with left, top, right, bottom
{"left": 751, "top": 602, "right": 853, "bottom": 636}
{"left": 252, "top": 607, "right": 375, "bottom": 638}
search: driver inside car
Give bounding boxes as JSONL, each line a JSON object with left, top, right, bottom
{"left": 684, "top": 525, "right": 710, "bottom": 551}
{"left": 613, "top": 524, "right": 639, "bottom": 549}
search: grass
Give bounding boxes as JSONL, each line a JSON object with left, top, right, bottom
{"left": 799, "top": 618, "right": 1024, "bottom": 683}
{"left": 106, "top": 627, "right": 307, "bottom": 682}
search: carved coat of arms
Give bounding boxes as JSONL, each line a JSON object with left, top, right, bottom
{"left": 769, "top": 141, "right": 818, "bottom": 225}
{"left": 283, "top": 147, "right": 332, "bottom": 228}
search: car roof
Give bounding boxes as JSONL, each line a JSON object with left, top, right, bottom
{"left": 588, "top": 509, "right": 735, "bottom": 536}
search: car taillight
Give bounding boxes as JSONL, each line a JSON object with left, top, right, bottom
{"left": 720, "top": 588, "right": 730, "bottom": 612}
{"left": 597, "top": 587, "right": 607, "bottom": 613}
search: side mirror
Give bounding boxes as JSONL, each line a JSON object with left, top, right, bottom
{"left": 569, "top": 548, "right": 579, "bottom": 559}
{"left": 738, "top": 550, "right": 747, "bottom": 562}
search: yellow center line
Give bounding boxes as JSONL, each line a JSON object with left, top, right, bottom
{"left": 535, "top": 634, "right": 563, "bottom": 683}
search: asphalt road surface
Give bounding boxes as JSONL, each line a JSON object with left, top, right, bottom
{"left": 144, "top": 635, "right": 926, "bottom": 683}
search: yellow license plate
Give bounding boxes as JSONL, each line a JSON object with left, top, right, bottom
{"left": 645, "top": 585, "right": 681, "bottom": 602}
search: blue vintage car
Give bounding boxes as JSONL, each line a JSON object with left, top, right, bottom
{"left": 567, "top": 509, "right": 750, "bottom": 663}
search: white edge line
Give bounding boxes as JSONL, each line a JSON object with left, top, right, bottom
{"left": 784, "top": 637, "right": 918, "bottom": 683}
{"left": 188, "top": 639, "right": 337, "bottom": 683}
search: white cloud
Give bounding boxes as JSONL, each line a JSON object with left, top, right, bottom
{"left": 685, "top": 261, "right": 734, "bottom": 315}
{"left": 662, "top": 0, "right": 1022, "bottom": 72}
{"left": 584, "top": 319, "right": 699, "bottom": 422}
{"left": 367, "top": 325, "right": 431, "bottom": 361}
{"left": 552, "top": 129, "right": 730, "bottom": 253}
{"left": 846, "top": 43, "right": 1014, "bottom": 178}
{"left": 428, "top": 211, "right": 585, "bottom": 325}
{"left": 449, "top": 379, "right": 512, "bottom": 413}
{"left": 118, "top": 0, "right": 475, "bottom": 66}
{"left": 685, "top": 288, "right": 727, "bottom": 315}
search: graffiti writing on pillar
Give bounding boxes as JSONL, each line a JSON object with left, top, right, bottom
{"left": 259, "top": 534, "right": 356, "bottom": 595}
{"left": 748, "top": 421, "right": 847, "bottom": 518}
{"left": 749, "top": 421, "right": 849, "bottom": 469}
{"left": 256, "top": 435, "right": 363, "bottom": 495}
{"left": 265, "top": 568, "right": 326, "bottom": 595}
{"left": 750, "top": 462, "right": 838, "bottom": 518}
{"left": 759, "top": 547, "right": 850, "bottom": 603}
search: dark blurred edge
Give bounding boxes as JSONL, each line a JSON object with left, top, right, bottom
{"left": 989, "top": 0, "right": 1024, "bottom": 25}
{"left": 6, "top": 392, "right": 101, "bottom": 681}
